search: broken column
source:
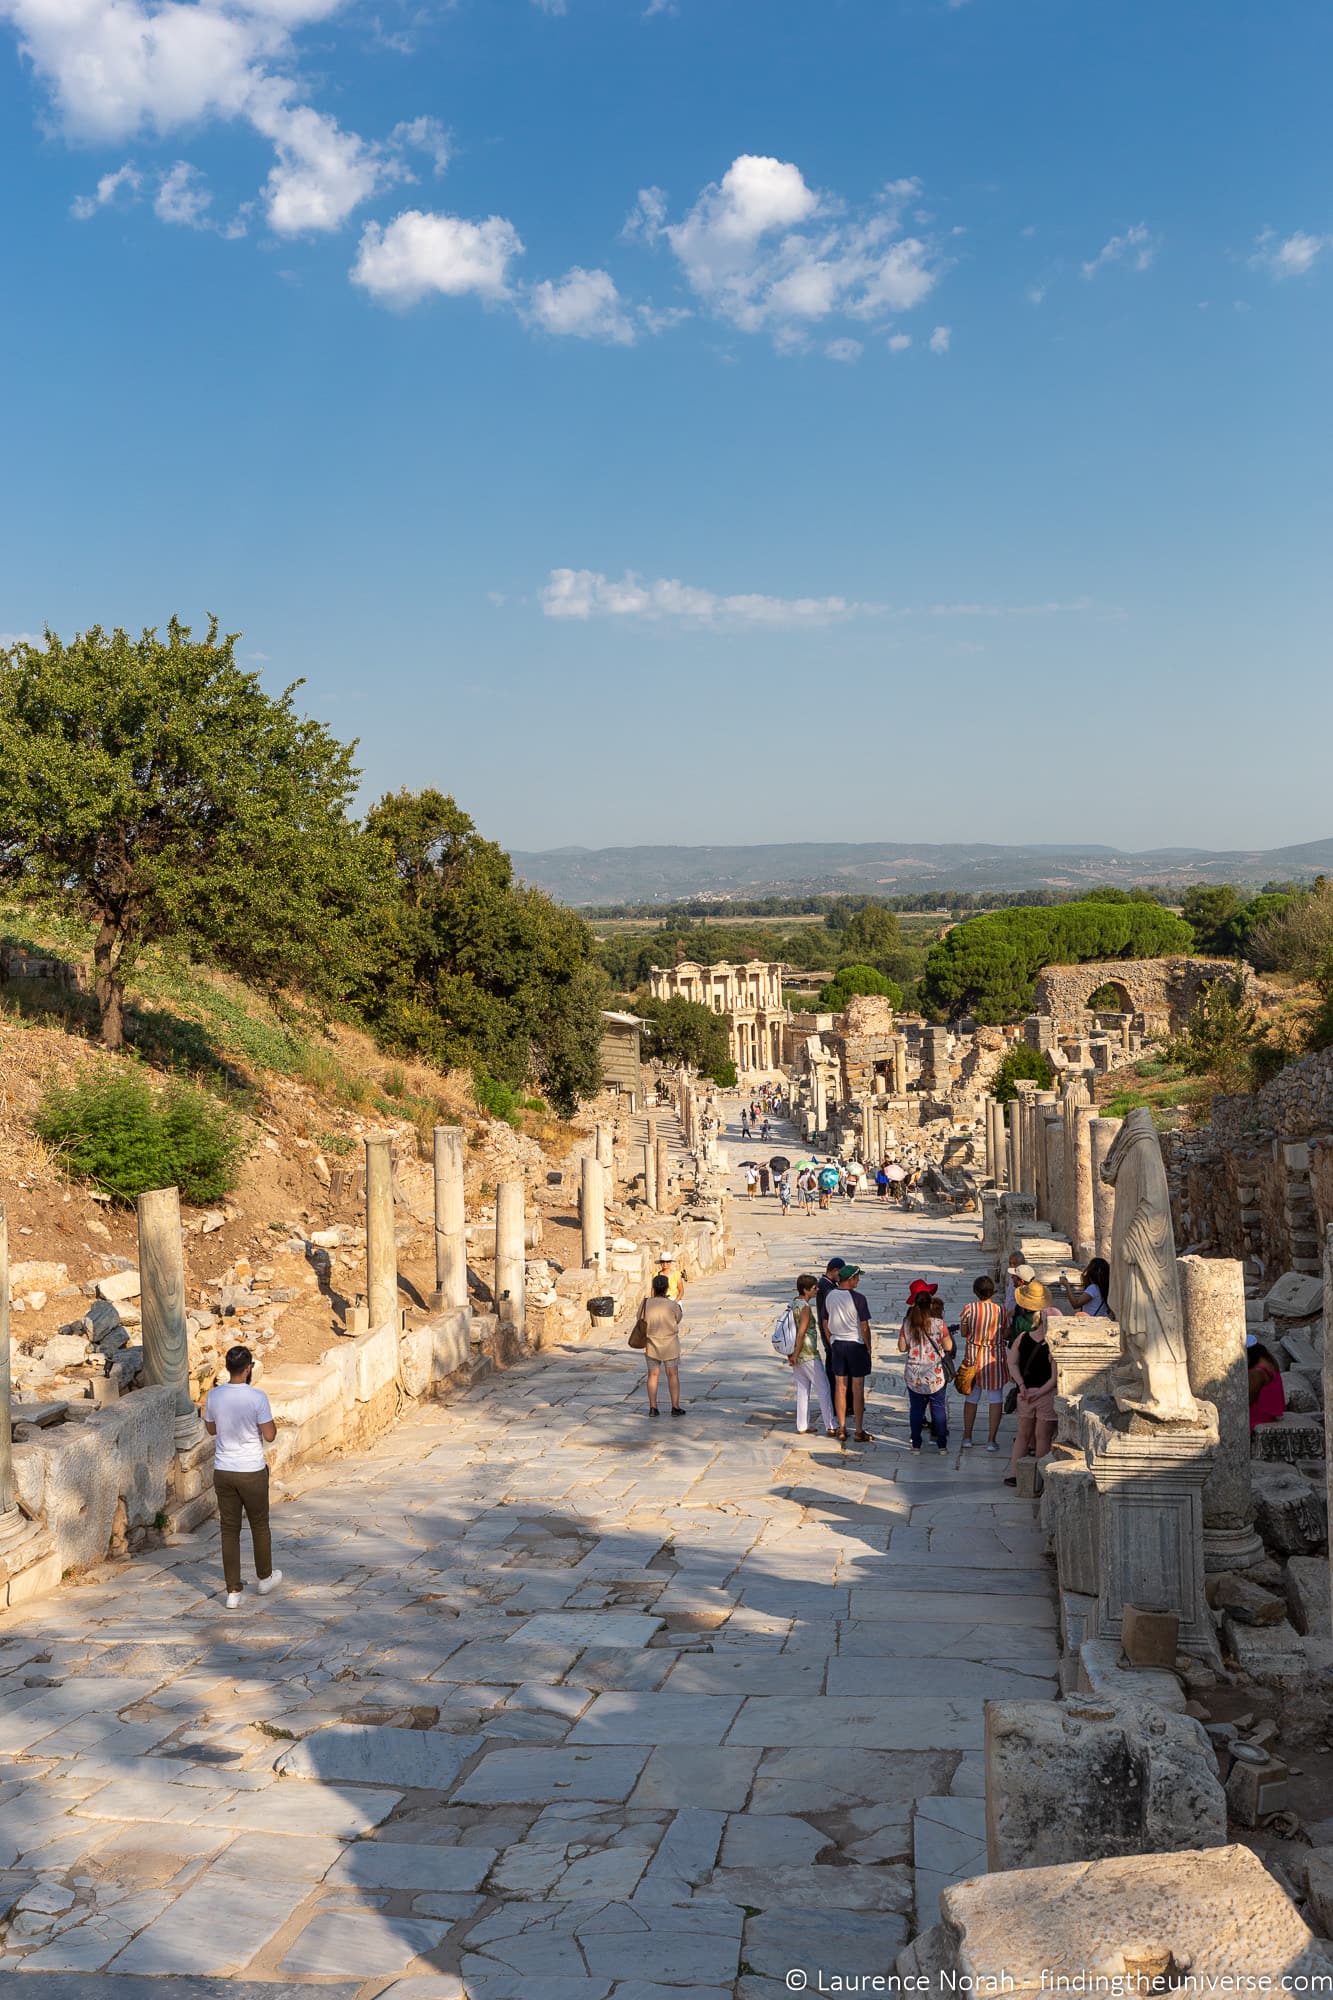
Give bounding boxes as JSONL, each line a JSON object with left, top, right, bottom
{"left": 1033, "top": 1090, "right": 1057, "bottom": 1218}
{"left": 137, "top": 1185, "right": 203, "bottom": 1448}
{"left": 364, "top": 1133, "right": 399, "bottom": 1331}
{"left": 1007, "top": 1098, "right": 1024, "bottom": 1198}
{"left": 655, "top": 1133, "right": 672, "bottom": 1213}
{"left": 431, "top": 1124, "right": 468, "bottom": 1311}
{"left": 991, "top": 1100, "right": 1008, "bottom": 1187}
{"left": 1177, "top": 1255, "right": 1264, "bottom": 1571}
{"left": 495, "top": 1180, "right": 526, "bottom": 1346}
{"left": 1042, "top": 1111, "right": 1065, "bottom": 1240}
{"left": 1089, "top": 1116, "right": 1121, "bottom": 1264}
{"left": 581, "top": 1155, "right": 606, "bottom": 1272}
{"left": 1072, "top": 1102, "right": 1097, "bottom": 1266}
{"left": 595, "top": 1122, "right": 613, "bottom": 1175}
{"left": 1061, "top": 1077, "right": 1089, "bottom": 1244}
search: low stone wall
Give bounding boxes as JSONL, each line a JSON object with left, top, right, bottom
{"left": 6, "top": 1211, "right": 731, "bottom": 1605}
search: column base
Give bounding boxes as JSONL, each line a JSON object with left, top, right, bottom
{"left": 1203, "top": 1523, "right": 1267, "bottom": 1573}
{"left": 174, "top": 1412, "right": 206, "bottom": 1452}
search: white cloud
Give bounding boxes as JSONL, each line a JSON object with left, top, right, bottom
{"left": 352, "top": 207, "right": 523, "bottom": 306}
{"left": 887, "top": 331, "right": 911, "bottom": 351}
{"left": 154, "top": 158, "right": 211, "bottom": 226}
{"left": 529, "top": 266, "right": 635, "bottom": 343}
{"left": 1251, "top": 228, "right": 1330, "bottom": 279}
{"left": 643, "top": 156, "right": 942, "bottom": 346}
{"left": 1082, "top": 223, "right": 1158, "bottom": 278}
{"left": 4, "top": 0, "right": 429, "bottom": 239}
{"left": 541, "top": 568, "right": 879, "bottom": 629}
{"left": 390, "top": 115, "right": 450, "bottom": 175}
{"left": 71, "top": 162, "right": 142, "bottom": 218}
{"left": 825, "top": 337, "right": 862, "bottom": 363}
{"left": 928, "top": 323, "right": 951, "bottom": 353}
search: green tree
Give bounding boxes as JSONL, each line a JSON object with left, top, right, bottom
{"left": 837, "top": 904, "right": 900, "bottom": 972}
{"left": 361, "top": 789, "right": 606, "bottom": 1116}
{"left": 991, "top": 1046, "right": 1055, "bottom": 1103}
{"left": 1164, "top": 974, "right": 1261, "bottom": 1095}
{"left": 1251, "top": 878, "right": 1333, "bottom": 981}
{"left": 0, "top": 619, "right": 377, "bottom": 1049}
{"left": 920, "top": 900, "right": 1194, "bottom": 1023}
{"left": 818, "top": 964, "right": 905, "bottom": 1010}
{"left": 1181, "top": 884, "right": 1243, "bottom": 955}
{"left": 636, "top": 995, "right": 734, "bottom": 1086}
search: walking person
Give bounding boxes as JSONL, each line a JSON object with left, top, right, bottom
{"left": 656, "top": 1249, "right": 686, "bottom": 1303}
{"left": 826, "top": 1263, "right": 874, "bottom": 1442}
{"left": 817, "top": 1161, "right": 840, "bottom": 1210}
{"left": 777, "top": 1170, "right": 793, "bottom": 1217}
{"left": 958, "top": 1274, "right": 1006, "bottom": 1451}
{"left": 758, "top": 1163, "right": 771, "bottom": 1197}
{"left": 785, "top": 1274, "right": 837, "bottom": 1436}
{"left": 1005, "top": 1278, "right": 1055, "bottom": 1484}
{"left": 876, "top": 1162, "right": 890, "bottom": 1202}
{"left": 744, "top": 1164, "right": 759, "bottom": 1201}
{"left": 844, "top": 1161, "right": 861, "bottom": 1202}
{"left": 204, "top": 1344, "right": 282, "bottom": 1610}
{"left": 634, "top": 1273, "right": 685, "bottom": 1417}
{"left": 898, "top": 1287, "right": 952, "bottom": 1453}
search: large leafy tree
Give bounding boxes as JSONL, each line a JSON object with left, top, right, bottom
{"left": 836, "top": 904, "right": 901, "bottom": 972}
{"left": 362, "top": 788, "right": 606, "bottom": 1115}
{"left": 635, "top": 995, "right": 735, "bottom": 1087}
{"left": 0, "top": 619, "right": 379, "bottom": 1048}
{"left": 920, "top": 900, "right": 1194, "bottom": 1023}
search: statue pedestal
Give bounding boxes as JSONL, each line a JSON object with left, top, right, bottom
{"left": 1080, "top": 1396, "right": 1220, "bottom": 1663}
{"left": 1049, "top": 1315, "right": 1123, "bottom": 1446}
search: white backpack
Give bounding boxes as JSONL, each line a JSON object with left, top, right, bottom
{"left": 771, "top": 1304, "right": 799, "bottom": 1357}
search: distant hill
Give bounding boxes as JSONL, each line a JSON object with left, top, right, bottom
{"left": 511, "top": 839, "right": 1333, "bottom": 906}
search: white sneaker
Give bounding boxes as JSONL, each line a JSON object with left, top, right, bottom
{"left": 256, "top": 1569, "right": 283, "bottom": 1596}
{"left": 987, "top": 1441, "right": 999, "bottom": 1452}
{"left": 225, "top": 1590, "right": 243, "bottom": 1609}
{"left": 961, "top": 1438, "right": 974, "bottom": 1449}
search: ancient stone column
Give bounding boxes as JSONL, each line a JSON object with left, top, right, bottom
{"left": 1007, "top": 1098, "right": 1023, "bottom": 1196}
{"left": 595, "top": 1122, "right": 613, "bottom": 1173}
{"left": 364, "top": 1134, "right": 399, "bottom": 1331}
{"left": 581, "top": 1155, "right": 606, "bottom": 1272}
{"left": 991, "top": 1103, "right": 1008, "bottom": 1189}
{"left": 655, "top": 1134, "right": 672, "bottom": 1212}
{"left": 1073, "top": 1104, "right": 1097, "bottom": 1266}
{"left": 1043, "top": 1113, "right": 1065, "bottom": 1240}
{"left": 1178, "top": 1254, "right": 1264, "bottom": 1571}
{"left": 432, "top": 1125, "right": 468, "bottom": 1312}
{"left": 137, "top": 1186, "right": 201, "bottom": 1446}
{"left": 1061, "top": 1078, "right": 1090, "bottom": 1243}
{"left": 1034, "top": 1091, "right": 1057, "bottom": 1218}
{"left": 1089, "top": 1117, "right": 1122, "bottom": 1265}
{"left": 495, "top": 1180, "right": 527, "bottom": 1345}
{"left": 814, "top": 1068, "right": 827, "bottom": 1135}
{"left": 0, "top": 1204, "right": 14, "bottom": 1521}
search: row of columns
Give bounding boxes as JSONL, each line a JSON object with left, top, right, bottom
{"left": 984, "top": 1085, "right": 1123, "bottom": 1267}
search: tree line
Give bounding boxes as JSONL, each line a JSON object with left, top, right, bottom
{"left": 0, "top": 620, "right": 607, "bottom": 1115}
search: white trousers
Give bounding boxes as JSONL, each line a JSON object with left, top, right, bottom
{"left": 792, "top": 1355, "right": 835, "bottom": 1433}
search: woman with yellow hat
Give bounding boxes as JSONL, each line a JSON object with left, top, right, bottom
{"left": 1004, "top": 1277, "right": 1054, "bottom": 1485}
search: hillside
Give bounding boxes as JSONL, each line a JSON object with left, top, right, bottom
{"left": 511, "top": 838, "right": 1333, "bottom": 906}
{"left": 0, "top": 903, "right": 587, "bottom": 1398}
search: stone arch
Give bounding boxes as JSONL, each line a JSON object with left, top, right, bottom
{"left": 1032, "top": 956, "right": 1247, "bottom": 1039}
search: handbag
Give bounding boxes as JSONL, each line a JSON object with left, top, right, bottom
{"left": 954, "top": 1361, "right": 977, "bottom": 1397}
{"left": 628, "top": 1311, "right": 649, "bottom": 1352}
{"left": 1004, "top": 1384, "right": 1020, "bottom": 1415}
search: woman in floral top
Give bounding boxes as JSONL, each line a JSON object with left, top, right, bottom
{"left": 897, "top": 1284, "right": 953, "bottom": 1453}
{"left": 959, "top": 1274, "right": 1006, "bottom": 1452}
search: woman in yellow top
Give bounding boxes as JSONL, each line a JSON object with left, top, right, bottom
{"left": 657, "top": 1251, "right": 686, "bottom": 1302}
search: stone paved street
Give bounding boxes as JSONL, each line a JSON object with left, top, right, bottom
{"left": 0, "top": 1142, "right": 1056, "bottom": 1999}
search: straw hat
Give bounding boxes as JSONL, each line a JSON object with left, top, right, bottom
{"left": 1015, "top": 1279, "right": 1049, "bottom": 1310}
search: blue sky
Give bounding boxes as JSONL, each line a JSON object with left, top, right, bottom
{"left": 1, "top": 0, "right": 1329, "bottom": 854}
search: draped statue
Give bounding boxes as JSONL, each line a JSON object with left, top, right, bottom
{"left": 1101, "top": 1107, "right": 1198, "bottom": 1422}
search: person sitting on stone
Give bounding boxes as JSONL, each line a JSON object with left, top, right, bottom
{"left": 1061, "top": 1257, "right": 1111, "bottom": 1317}
{"left": 1247, "top": 1340, "right": 1286, "bottom": 1433}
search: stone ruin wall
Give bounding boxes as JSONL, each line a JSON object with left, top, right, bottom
{"left": 1166, "top": 1043, "right": 1333, "bottom": 1278}
{"left": 1034, "top": 954, "right": 1247, "bottom": 1037}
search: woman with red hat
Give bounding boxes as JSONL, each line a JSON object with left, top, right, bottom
{"left": 898, "top": 1281, "right": 952, "bottom": 1453}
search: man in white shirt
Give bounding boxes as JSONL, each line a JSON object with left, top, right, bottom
{"left": 825, "top": 1264, "right": 874, "bottom": 1441}
{"left": 204, "top": 1344, "right": 282, "bottom": 1610}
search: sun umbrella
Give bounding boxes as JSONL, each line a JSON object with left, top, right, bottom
{"left": 768, "top": 1155, "right": 791, "bottom": 1171}
{"left": 738, "top": 1159, "right": 760, "bottom": 1169}
{"left": 884, "top": 1164, "right": 907, "bottom": 1181}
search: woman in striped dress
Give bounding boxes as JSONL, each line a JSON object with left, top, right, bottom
{"left": 959, "top": 1274, "right": 1007, "bottom": 1451}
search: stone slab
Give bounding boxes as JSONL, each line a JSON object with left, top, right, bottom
{"left": 516, "top": 1614, "right": 663, "bottom": 1649}
{"left": 109, "top": 1875, "right": 316, "bottom": 1974}
{"left": 567, "top": 1693, "right": 743, "bottom": 1745}
{"left": 743, "top": 1907, "right": 910, "bottom": 1979}
{"left": 629, "top": 1747, "right": 762, "bottom": 1811}
{"left": 276, "top": 1724, "right": 481, "bottom": 1791}
{"left": 326, "top": 1842, "right": 497, "bottom": 1890}
{"left": 728, "top": 1696, "right": 983, "bottom": 1750}
{"left": 453, "top": 1748, "right": 651, "bottom": 1804}
{"left": 281, "top": 1909, "right": 449, "bottom": 1976}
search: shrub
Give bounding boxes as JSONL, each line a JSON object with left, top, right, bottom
{"left": 818, "top": 964, "right": 905, "bottom": 1012}
{"left": 474, "top": 1072, "right": 523, "bottom": 1127}
{"left": 991, "top": 1047, "right": 1055, "bottom": 1104}
{"left": 36, "top": 1067, "right": 245, "bottom": 1204}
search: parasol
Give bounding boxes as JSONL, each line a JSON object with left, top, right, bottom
{"left": 768, "top": 1155, "right": 791, "bottom": 1171}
